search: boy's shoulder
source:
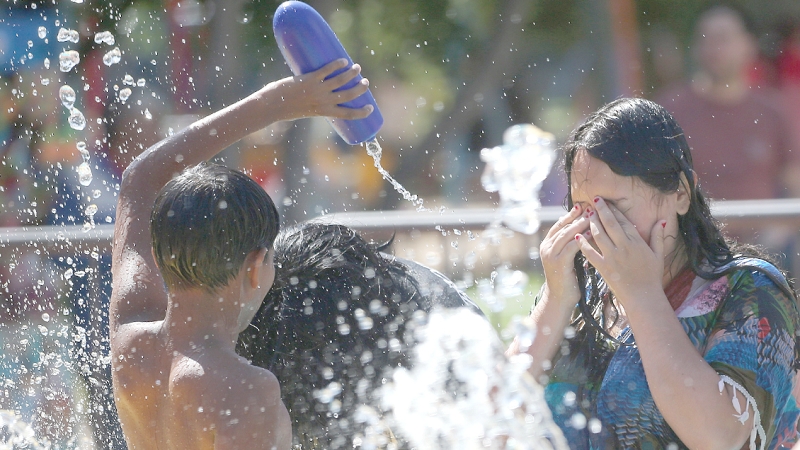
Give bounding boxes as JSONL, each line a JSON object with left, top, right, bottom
{"left": 170, "top": 350, "right": 290, "bottom": 447}
{"left": 169, "top": 350, "right": 280, "bottom": 410}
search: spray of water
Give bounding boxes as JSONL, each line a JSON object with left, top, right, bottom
{"left": 382, "top": 308, "right": 567, "bottom": 449}
{"left": 0, "top": 411, "right": 48, "bottom": 449}
{"left": 364, "top": 139, "right": 427, "bottom": 211}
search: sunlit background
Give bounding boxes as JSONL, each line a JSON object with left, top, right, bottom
{"left": 2, "top": 0, "right": 800, "bottom": 447}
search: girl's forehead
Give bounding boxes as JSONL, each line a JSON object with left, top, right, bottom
{"left": 570, "top": 151, "right": 641, "bottom": 200}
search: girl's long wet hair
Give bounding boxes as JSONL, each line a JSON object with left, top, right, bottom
{"left": 237, "top": 222, "right": 421, "bottom": 449}
{"left": 561, "top": 98, "right": 792, "bottom": 376}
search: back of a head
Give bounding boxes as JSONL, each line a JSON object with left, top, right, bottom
{"left": 239, "top": 222, "right": 420, "bottom": 449}
{"left": 151, "top": 162, "right": 279, "bottom": 293}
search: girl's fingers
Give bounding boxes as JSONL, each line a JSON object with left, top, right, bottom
{"left": 587, "top": 207, "right": 615, "bottom": 253}
{"left": 550, "top": 215, "right": 590, "bottom": 255}
{"left": 592, "top": 197, "right": 630, "bottom": 245}
{"left": 545, "top": 204, "right": 582, "bottom": 240}
{"left": 575, "top": 233, "right": 603, "bottom": 266}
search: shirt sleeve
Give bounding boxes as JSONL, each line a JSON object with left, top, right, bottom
{"left": 703, "top": 269, "right": 800, "bottom": 446}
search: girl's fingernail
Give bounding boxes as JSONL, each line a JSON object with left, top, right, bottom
{"left": 593, "top": 197, "right": 600, "bottom": 203}
{"left": 589, "top": 210, "right": 595, "bottom": 217}
{"left": 573, "top": 205, "right": 579, "bottom": 211}
{"left": 575, "top": 234, "right": 581, "bottom": 240}
{"left": 661, "top": 221, "right": 667, "bottom": 228}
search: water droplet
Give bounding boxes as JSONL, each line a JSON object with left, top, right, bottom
{"left": 144, "top": 109, "right": 152, "bottom": 120}
{"left": 77, "top": 162, "right": 93, "bottom": 186}
{"left": 70, "top": 0, "right": 84, "bottom": 3}
{"left": 64, "top": 268, "right": 74, "bottom": 279}
{"left": 57, "top": 28, "right": 80, "bottom": 43}
{"left": 358, "top": 317, "right": 374, "bottom": 331}
{"left": 92, "top": 190, "right": 101, "bottom": 198}
{"left": 137, "top": 78, "right": 146, "bottom": 87}
{"left": 338, "top": 323, "right": 351, "bottom": 336}
{"left": 59, "top": 85, "right": 76, "bottom": 109}
{"left": 102, "top": 47, "right": 122, "bottom": 66}
{"left": 76, "top": 141, "right": 90, "bottom": 161}
{"left": 118, "top": 88, "right": 132, "bottom": 103}
{"left": 68, "top": 108, "right": 87, "bottom": 130}
{"left": 38, "top": 26, "right": 47, "bottom": 39}
{"left": 84, "top": 204, "right": 98, "bottom": 217}
{"left": 123, "top": 74, "right": 135, "bottom": 86}
{"left": 94, "top": 30, "right": 115, "bottom": 45}
{"left": 59, "top": 50, "right": 80, "bottom": 72}
{"left": 41, "top": 313, "right": 50, "bottom": 322}
{"left": 41, "top": 77, "right": 50, "bottom": 86}
{"left": 43, "top": 57, "right": 50, "bottom": 69}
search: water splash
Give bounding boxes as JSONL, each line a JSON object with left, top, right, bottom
{"left": 0, "top": 411, "right": 48, "bottom": 449}
{"left": 58, "top": 50, "right": 80, "bottom": 72}
{"left": 76, "top": 141, "right": 90, "bottom": 162}
{"left": 43, "top": 57, "right": 50, "bottom": 69}
{"left": 56, "top": 28, "right": 80, "bottom": 43}
{"left": 102, "top": 48, "right": 122, "bottom": 66}
{"left": 480, "top": 124, "right": 555, "bottom": 235}
{"left": 123, "top": 74, "right": 135, "bottom": 86}
{"left": 77, "top": 162, "right": 92, "bottom": 186}
{"left": 37, "top": 26, "right": 47, "bottom": 39}
{"left": 136, "top": 78, "right": 146, "bottom": 87}
{"left": 382, "top": 308, "right": 567, "bottom": 449}
{"left": 68, "top": 109, "right": 87, "bottom": 131}
{"left": 364, "top": 139, "right": 426, "bottom": 211}
{"left": 118, "top": 88, "right": 132, "bottom": 103}
{"left": 58, "top": 85, "right": 76, "bottom": 109}
{"left": 93, "top": 31, "right": 115, "bottom": 46}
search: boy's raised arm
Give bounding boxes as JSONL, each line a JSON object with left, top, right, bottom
{"left": 110, "top": 59, "right": 373, "bottom": 329}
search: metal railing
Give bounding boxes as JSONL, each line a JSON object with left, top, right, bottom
{"left": 2, "top": 198, "right": 800, "bottom": 254}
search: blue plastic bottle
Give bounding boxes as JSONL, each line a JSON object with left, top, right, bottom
{"left": 273, "top": 1, "right": 383, "bottom": 145}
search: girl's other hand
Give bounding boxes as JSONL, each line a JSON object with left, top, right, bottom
{"left": 575, "top": 197, "right": 665, "bottom": 305}
{"left": 539, "top": 204, "right": 591, "bottom": 304}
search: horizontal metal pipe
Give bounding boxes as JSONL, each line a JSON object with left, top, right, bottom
{"left": 2, "top": 198, "right": 800, "bottom": 254}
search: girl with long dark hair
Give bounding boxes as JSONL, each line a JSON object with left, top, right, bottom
{"left": 509, "top": 98, "right": 800, "bottom": 449}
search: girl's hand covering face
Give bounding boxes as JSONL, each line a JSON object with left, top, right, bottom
{"left": 538, "top": 204, "right": 591, "bottom": 303}
{"left": 575, "top": 197, "right": 667, "bottom": 304}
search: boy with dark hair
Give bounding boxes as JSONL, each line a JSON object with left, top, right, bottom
{"left": 109, "top": 59, "right": 373, "bottom": 449}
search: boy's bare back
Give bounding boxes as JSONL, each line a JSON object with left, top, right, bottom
{"left": 112, "top": 321, "right": 289, "bottom": 449}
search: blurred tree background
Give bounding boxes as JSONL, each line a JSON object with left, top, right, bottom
{"left": 8, "top": 0, "right": 800, "bottom": 222}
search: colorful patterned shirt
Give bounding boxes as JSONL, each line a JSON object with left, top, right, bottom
{"left": 545, "top": 258, "right": 800, "bottom": 449}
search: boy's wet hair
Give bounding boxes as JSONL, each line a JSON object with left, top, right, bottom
{"left": 150, "top": 162, "right": 279, "bottom": 293}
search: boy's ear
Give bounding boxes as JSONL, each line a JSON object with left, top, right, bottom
{"left": 245, "top": 247, "right": 269, "bottom": 289}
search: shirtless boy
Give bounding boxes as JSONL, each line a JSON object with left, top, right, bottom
{"left": 109, "top": 59, "right": 373, "bottom": 449}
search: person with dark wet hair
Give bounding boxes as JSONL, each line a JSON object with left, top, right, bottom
{"left": 508, "top": 98, "right": 800, "bottom": 448}
{"left": 110, "top": 59, "right": 374, "bottom": 450}
{"left": 237, "top": 221, "right": 482, "bottom": 449}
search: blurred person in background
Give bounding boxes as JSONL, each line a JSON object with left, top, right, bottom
{"left": 655, "top": 2, "right": 800, "bottom": 274}
{"left": 656, "top": 3, "right": 799, "bottom": 203}
{"left": 776, "top": 20, "right": 800, "bottom": 197}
